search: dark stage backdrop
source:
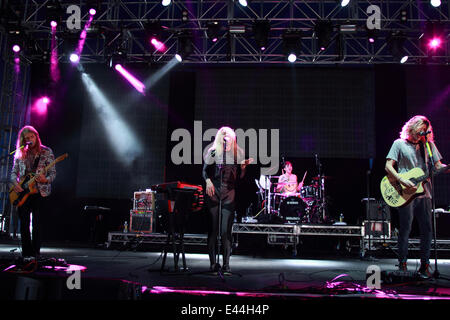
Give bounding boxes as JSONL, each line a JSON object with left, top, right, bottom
{"left": 404, "top": 66, "right": 450, "bottom": 208}
{"left": 24, "top": 63, "right": 449, "bottom": 242}
{"left": 75, "top": 64, "right": 169, "bottom": 198}
{"left": 195, "top": 67, "right": 376, "bottom": 159}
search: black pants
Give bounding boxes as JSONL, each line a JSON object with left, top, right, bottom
{"left": 397, "top": 197, "right": 432, "bottom": 264}
{"left": 207, "top": 189, "right": 235, "bottom": 268}
{"left": 17, "top": 193, "right": 45, "bottom": 257}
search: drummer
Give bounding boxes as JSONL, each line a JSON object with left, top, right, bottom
{"left": 276, "top": 161, "right": 303, "bottom": 196}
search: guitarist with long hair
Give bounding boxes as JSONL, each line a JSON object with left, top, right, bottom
{"left": 385, "top": 115, "right": 446, "bottom": 278}
{"left": 10, "top": 125, "right": 56, "bottom": 261}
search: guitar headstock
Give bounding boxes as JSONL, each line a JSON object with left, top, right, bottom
{"left": 55, "top": 153, "right": 68, "bottom": 163}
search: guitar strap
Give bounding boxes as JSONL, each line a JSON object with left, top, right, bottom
{"left": 420, "top": 142, "right": 428, "bottom": 176}
{"left": 32, "top": 155, "right": 40, "bottom": 174}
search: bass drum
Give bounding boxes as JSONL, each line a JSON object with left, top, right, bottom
{"left": 279, "top": 196, "right": 307, "bottom": 223}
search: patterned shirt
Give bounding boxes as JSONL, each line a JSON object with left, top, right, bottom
{"left": 11, "top": 145, "right": 56, "bottom": 197}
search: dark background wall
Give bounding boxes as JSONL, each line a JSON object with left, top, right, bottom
{"left": 25, "top": 63, "right": 449, "bottom": 242}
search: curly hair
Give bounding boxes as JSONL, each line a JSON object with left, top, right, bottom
{"left": 400, "top": 115, "right": 434, "bottom": 142}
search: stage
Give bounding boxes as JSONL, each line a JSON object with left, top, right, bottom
{"left": 2, "top": 231, "right": 450, "bottom": 309}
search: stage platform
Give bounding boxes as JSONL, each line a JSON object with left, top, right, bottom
{"left": 1, "top": 240, "right": 450, "bottom": 311}
{"left": 107, "top": 222, "right": 450, "bottom": 256}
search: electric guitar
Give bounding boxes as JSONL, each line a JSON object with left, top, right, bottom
{"left": 380, "top": 165, "right": 449, "bottom": 208}
{"left": 9, "top": 153, "right": 68, "bottom": 207}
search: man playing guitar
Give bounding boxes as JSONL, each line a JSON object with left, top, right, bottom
{"left": 385, "top": 115, "right": 446, "bottom": 279}
{"left": 10, "top": 126, "right": 56, "bottom": 261}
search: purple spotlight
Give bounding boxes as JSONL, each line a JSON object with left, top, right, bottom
{"left": 12, "top": 45, "right": 21, "bottom": 53}
{"left": 428, "top": 37, "right": 442, "bottom": 49}
{"left": 369, "top": 37, "right": 375, "bottom": 43}
{"left": 34, "top": 97, "right": 49, "bottom": 115}
{"left": 150, "top": 38, "right": 166, "bottom": 52}
{"left": 114, "top": 64, "right": 146, "bottom": 94}
{"left": 50, "top": 20, "right": 58, "bottom": 28}
{"left": 70, "top": 53, "right": 80, "bottom": 63}
{"left": 89, "top": 8, "right": 97, "bottom": 15}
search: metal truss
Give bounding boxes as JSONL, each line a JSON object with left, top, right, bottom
{"left": 2, "top": 0, "right": 449, "bottom": 65}
{"left": 365, "top": 238, "right": 450, "bottom": 252}
{"left": 0, "top": 30, "right": 30, "bottom": 233}
{"left": 106, "top": 232, "right": 207, "bottom": 247}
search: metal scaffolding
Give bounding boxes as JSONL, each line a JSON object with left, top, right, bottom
{"left": 0, "top": 29, "right": 31, "bottom": 234}
{"left": 2, "top": 0, "right": 449, "bottom": 65}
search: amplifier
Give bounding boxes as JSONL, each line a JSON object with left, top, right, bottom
{"left": 133, "top": 191, "right": 155, "bottom": 210}
{"left": 362, "top": 220, "right": 391, "bottom": 239}
{"left": 362, "top": 199, "right": 391, "bottom": 221}
{"left": 130, "top": 210, "right": 153, "bottom": 233}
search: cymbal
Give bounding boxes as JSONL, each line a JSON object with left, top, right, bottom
{"left": 312, "top": 176, "right": 333, "bottom": 180}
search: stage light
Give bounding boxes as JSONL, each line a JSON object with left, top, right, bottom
{"left": 12, "top": 44, "right": 21, "bottom": 53}
{"left": 287, "top": 53, "right": 297, "bottom": 63}
{"left": 176, "top": 32, "right": 193, "bottom": 62}
{"left": 80, "top": 72, "right": 143, "bottom": 166}
{"left": 253, "top": 20, "right": 270, "bottom": 51}
{"left": 109, "top": 48, "right": 127, "bottom": 68}
{"left": 89, "top": 8, "right": 97, "bottom": 15}
{"left": 70, "top": 53, "right": 80, "bottom": 63}
{"left": 114, "top": 64, "right": 146, "bottom": 94}
{"left": 206, "top": 21, "right": 221, "bottom": 43}
{"left": 46, "top": 0, "right": 62, "bottom": 28}
{"left": 34, "top": 96, "right": 50, "bottom": 115}
{"left": 366, "top": 28, "right": 377, "bottom": 43}
{"left": 388, "top": 32, "right": 408, "bottom": 64}
{"left": 428, "top": 37, "right": 442, "bottom": 49}
{"left": 239, "top": 0, "right": 248, "bottom": 7}
{"left": 340, "top": 0, "right": 350, "bottom": 7}
{"left": 422, "top": 22, "right": 445, "bottom": 55}
{"left": 162, "top": 0, "right": 171, "bottom": 6}
{"left": 430, "top": 0, "right": 441, "bottom": 7}
{"left": 282, "top": 30, "right": 302, "bottom": 62}
{"left": 315, "top": 20, "right": 333, "bottom": 51}
{"left": 150, "top": 38, "right": 166, "bottom": 52}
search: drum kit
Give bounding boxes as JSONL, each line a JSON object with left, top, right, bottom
{"left": 255, "top": 172, "right": 329, "bottom": 224}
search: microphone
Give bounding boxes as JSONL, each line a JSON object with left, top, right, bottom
{"left": 419, "top": 131, "right": 431, "bottom": 136}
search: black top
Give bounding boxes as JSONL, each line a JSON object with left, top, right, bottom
{"left": 202, "top": 149, "right": 245, "bottom": 193}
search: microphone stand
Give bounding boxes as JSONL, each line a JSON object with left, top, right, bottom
{"left": 214, "top": 141, "right": 226, "bottom": 278}
{"left": 424, "top": 137, "right": 440, "bottom": 279}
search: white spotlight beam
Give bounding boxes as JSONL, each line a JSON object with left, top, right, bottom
{"left": 81, "top": 72, "right": 143, "bottom": 166}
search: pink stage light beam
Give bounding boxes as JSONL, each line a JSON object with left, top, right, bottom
{"left": 150, "top": 38, "right": 167, "bottom": 52}
{"left": 34, "top": 96, "right": 50, "bottom": 115}
{"left": 114, "top": 64, "right": 146, "bottom": 94}
{"left": 50, "top": 24, "right": 60, "bottom": 82}
{"left": 72, "top": 14, "right": 95, "bottom": 64}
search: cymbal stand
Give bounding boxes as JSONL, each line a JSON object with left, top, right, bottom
{"left": 315, "top": 154, "right": 326, "bottom": 222}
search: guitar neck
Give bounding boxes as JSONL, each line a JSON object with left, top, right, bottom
{"left": 410, "top": 165, "right": 449, "bottom": 184}
{"left": 28, "top": 155, "right": 66, "bottom": 185}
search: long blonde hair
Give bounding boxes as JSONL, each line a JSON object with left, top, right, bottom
{"left": 15, "top": 125, "right": 42, "bottom": 160}
{"left": 206, "top": 126, "right": 243, "bottom": 163}
{"left": 400, "top": 115, "right": 434, "bottom": 142}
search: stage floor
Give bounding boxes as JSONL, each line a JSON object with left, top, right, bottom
{"left": 1, "top": 240, "right": 450, "bottom": 312}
